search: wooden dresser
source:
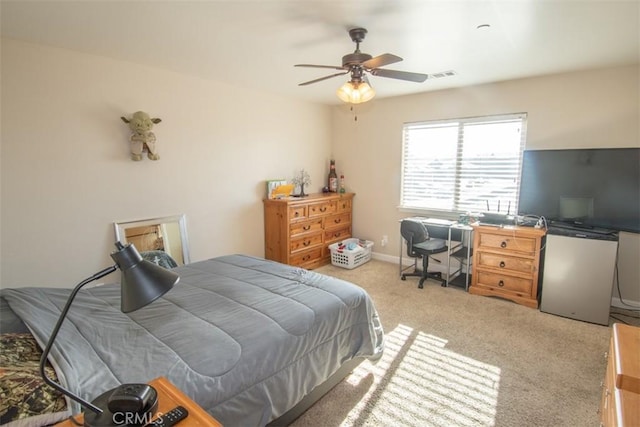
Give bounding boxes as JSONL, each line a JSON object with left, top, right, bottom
{"left": 263, "top": 193, "right": 354, "bottom": 269}
{"left": 600, "top": 323, "right": 640, "bottom": 427}
{"left": 469, "top": 225, "right": 546, "bottom": 308}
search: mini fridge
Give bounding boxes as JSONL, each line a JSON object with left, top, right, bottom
{"left": 540, "top": 231, "right": 618, "bottom": 326}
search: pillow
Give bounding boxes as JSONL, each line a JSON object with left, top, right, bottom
{"left": 0, "top": 333, "right": 68, "bottom": 425}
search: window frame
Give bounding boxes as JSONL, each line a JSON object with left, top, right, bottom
{"left": 400, "top": 112, "right": 528, "bottom": 216}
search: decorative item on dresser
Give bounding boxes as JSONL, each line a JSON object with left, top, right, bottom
{"left": 600, "top": 323, "right": 640, "bottom": 427}
{"left": 263, "top": 192, "right": 354, "bottom": 269}
{"left": 469, "top": 225, "right": 546, "bottom": 308}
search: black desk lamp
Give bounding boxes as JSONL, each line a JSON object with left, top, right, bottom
{"left": 38, "top": 241, "right": 179, "bottom": 424}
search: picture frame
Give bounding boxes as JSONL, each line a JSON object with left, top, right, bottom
{"left": 266, "top": 179, "right": 288, "bottom": 199}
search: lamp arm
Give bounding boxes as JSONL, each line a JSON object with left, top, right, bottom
{"left": 39, "top": 265, "right": 118, "bottom": 414}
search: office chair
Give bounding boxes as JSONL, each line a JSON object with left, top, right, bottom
{"left": 140, "top": 250, "right": 178, "bottom": 269}
{"left": 400, "top": 219, "right": 448, "bottom": 289}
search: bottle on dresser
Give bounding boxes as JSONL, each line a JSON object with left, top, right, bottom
{"left": 328, "top": 160, "right": 338, "bottom": 192}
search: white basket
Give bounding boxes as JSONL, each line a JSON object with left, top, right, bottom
{"left": 329, "top": 238, "right": 374, "bottom": 269}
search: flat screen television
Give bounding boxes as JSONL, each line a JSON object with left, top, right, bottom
{"left": 518, "top": 148, "right": 640, "bottom": 233}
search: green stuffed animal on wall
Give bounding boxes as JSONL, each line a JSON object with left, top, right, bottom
{"left": 121, "top": 111, "right": 162, "bottom": 161}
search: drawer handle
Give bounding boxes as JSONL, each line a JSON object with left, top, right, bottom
{"left": 320, "top": 207, "right": 327, "bottom": 212}
{"left": 334, "top": 218, "right": 341, "bottom": 224}
{"left": 500, "top": 241, "right": 507, "bottom": 248}
{"left": 303, "top": 240, "right": 311, "bottom": 246}
{"left": 499, "top": 261, "right": 506, "bottom": 268}
{"left": 302, "top": 255, "right": 310, "bottom": 261}
{"left": 294, "top": 212, "right": 299, "bottom": 217}
{"left": 303, "top": 225, "right": 311, "bottom": 231}
{"left": 498, "top": 280, "right": 505, "bottom": 287}
{"left": 334, "top": 232, "right": 341, "bottom": 238}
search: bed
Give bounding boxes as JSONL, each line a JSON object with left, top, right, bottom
{"left": 0, "top": 254, "right": 384, "bottom": 426}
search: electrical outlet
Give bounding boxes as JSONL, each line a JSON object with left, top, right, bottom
{"left": 381, "top": 235, "right": 388, "bottom": 247}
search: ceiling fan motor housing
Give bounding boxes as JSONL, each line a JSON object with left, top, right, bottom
{"left": 342, "top": 52, "right": 373, "bottom": 67}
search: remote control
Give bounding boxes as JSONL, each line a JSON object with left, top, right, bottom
{"left": 147, "top": 406, "right": 188, "bottom": 427}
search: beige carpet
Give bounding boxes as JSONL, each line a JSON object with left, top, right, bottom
{"left": 289, "top": 259, "right": 637, "bottom": 427}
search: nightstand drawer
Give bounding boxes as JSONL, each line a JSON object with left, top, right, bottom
{"left": 477, "top": 252, "right": 534, "bottom": 275}
{"left": 478, "top": 233, "right": 537, "bottom": 254}
{"left": 476, "top": 271, "right": 533, "bottom": 295}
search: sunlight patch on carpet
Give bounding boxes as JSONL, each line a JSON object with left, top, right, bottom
{"left": 344, "top": 324, "right": 500, "bottom": 426}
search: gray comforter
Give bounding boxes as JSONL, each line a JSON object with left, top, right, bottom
{"left": 1, "top": 255, "right": 384, "bottom": 426}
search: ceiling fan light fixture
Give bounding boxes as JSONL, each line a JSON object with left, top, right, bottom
{"left": 336, "top": 80, "right": 375, "bottom": 104}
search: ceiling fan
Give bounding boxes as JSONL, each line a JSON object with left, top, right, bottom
{"left": 295, "top": 27, "right": 430, "bottom": 103}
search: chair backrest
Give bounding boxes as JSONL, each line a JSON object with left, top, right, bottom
{"left": 401, "top": 220, "right": 430, "bottom": 256}
{"left": 140, "top": 250, "right": 178, "bottom": 269}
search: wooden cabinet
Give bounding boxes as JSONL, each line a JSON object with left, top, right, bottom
{"left": 263, "top": 193, "right": 354, "bottom": 269}
{"left": 469, "top": 225, "right": 545, "bottom": 308}
{"left": 600, "top": 323, "right": 640, "bottom": 427}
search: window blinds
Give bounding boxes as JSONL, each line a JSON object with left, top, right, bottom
{"left": 401, "top": 113, "right": 527, "bottom": 214}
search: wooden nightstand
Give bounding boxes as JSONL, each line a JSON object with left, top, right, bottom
{"left": 55, "top": 377, "right": 222, "bottom": 427}
{"left": 469, "top": 225, "right": 545, "bottom": 308}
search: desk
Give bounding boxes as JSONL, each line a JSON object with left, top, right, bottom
{"left": 399, "top": 217, "right": 474, "bottom": 290}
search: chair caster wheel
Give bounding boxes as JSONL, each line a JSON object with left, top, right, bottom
{"left": 418, "top": 280, "right": 424, "bottom": 289}
{"left": 441, "top": 282, "right": 447, "bottom": 287}
{"left": 401, "top": 276, "right": 406, "bottom": 281}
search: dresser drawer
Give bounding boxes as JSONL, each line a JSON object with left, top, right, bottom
{"left": 289, "top": 247, "right": 323, "bottom": 267}
{"left": 337, "top": 198, "right": 352, "bottom": 212}
{"left": 290, "top": 232, "right": 323, "bottom": 253}
{"left": 290, "top": 218, "right": 323, "bottom": 237}
{"left": 308, "top": 201, "right": 337, "bottom": 217}
{"left": 324, "top": 226, "right": 351, "bottom": 245}
{"left": 476, "top": 271, "right": 533, "bottom": 296}
{"left": 477, "top": 252, "right": 535, "bottom": 275}
{"left": 325, "top": 212, "right": 351, "bottom": 230}
{"left": 289, "top": 205, "right": 307, "bottom": 221}
{"left": 478, "top": 233, "right": 537, "bottom": 255}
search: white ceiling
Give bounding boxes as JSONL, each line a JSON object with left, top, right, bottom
{"left": 2, "top": 1, "right": 638, "bottom": 105}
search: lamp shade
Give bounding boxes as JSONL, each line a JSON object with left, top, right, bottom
{"left": 336, "top": 80, "right": 376, "bottom": 104}
{"left": 111, "top": 242, "right": 179, "bottom": 312}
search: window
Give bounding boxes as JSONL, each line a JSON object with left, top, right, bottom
{"left": 401, "top": 113, "right": 527, "bottom": 214}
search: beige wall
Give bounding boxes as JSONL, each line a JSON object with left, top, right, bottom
{"left": 331, "top": 64, "right": 640, "bottom": 305}
{"left": 0, "top": 38, "right": 331, "bottom": 288}
{"left": 2, "top": 38, "right": 638, "bottom": 306}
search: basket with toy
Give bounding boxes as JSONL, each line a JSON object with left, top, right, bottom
{"left": 328, "top": 238, "right": 374, "bottom": 269}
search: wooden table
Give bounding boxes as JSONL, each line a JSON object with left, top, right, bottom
{"left": 56, "top": 377, "right": 222, "bottom": 426}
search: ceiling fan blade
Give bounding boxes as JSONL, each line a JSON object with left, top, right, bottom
{"left": 362, "top": 53, "right": 402, "bottom": 69}
{"left": 370, "top": 68, "right": 428, "bottom": 83}
{"left": 295, "top": 64, "right": 345, "bottom": 71}
{"left": 298, "top": 71, "right": 349, "bottom": 86}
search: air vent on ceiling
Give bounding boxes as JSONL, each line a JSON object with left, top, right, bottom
{"left": 429, "top": 70, "right": 457, "bottom": 79}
